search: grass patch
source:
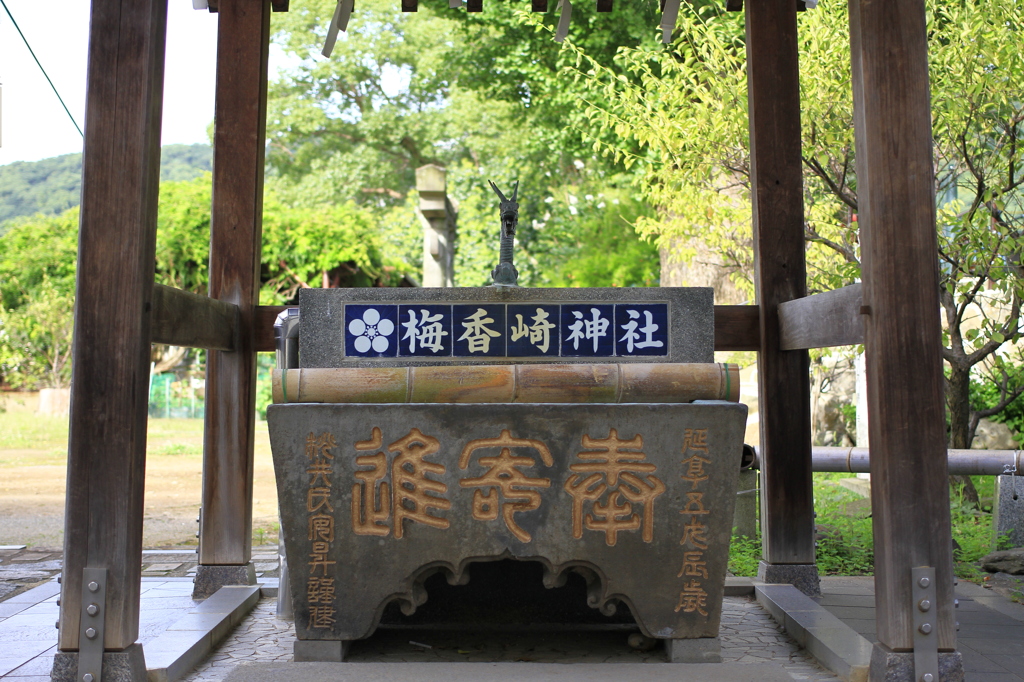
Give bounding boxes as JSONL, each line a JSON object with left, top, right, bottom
{"left": 151, "top": 442, "right": 203, "bottom": 457}
{"left": 728, "top": 473, "right": 1002, "bottom": 579}
{"left": 0, "top": 411, "right": 70, "bottom": 451}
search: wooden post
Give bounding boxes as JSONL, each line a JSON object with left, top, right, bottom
{"left": 848, "top": 0, "right": 960, "bottom": 674}
{"left": 745, "top": 0, "right": 818, "bottom": 594}
{"left": 195, "top": 0, "right": 271, "bottom": 596}
{"left": 55, "top": 0, "right": 167, "bottom": 670}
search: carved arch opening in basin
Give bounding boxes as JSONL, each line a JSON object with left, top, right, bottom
{"left": 373, "top": 556, "right": 640, "bottom": 631}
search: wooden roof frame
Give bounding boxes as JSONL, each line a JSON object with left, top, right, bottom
{"left": 54, "top": 0, "right": 957, "bottom": 678}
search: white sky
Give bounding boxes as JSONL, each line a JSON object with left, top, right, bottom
{"left": 0, "top": 0, "right": 292, "bottom": 166}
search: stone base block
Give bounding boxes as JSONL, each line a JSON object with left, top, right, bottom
{"left": 294, "top": 639, "right": 351, "bottom": 662}
{"left": 870, "top": 645, "right": 964, "bottom": 682}
{"left": 758, "top": 561, "right": 821, "bottom": 597}
{"left": 192, "top": 563, "right": 257, "bottom": 599}
{"left": 51, "top": 643, "right": 147, "bottom": 682}
{"left": 666, "top": 637, "right": 721, "bottom": 663}
{"left": 995, "top": 475, "right": 1024, "bottom": 548}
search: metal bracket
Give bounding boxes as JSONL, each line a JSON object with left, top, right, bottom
{"left": 78, "top": 567, "right": 107, "bottom": 682}
{"left": 911, "top": 566, "right": 939, "bottom": 682}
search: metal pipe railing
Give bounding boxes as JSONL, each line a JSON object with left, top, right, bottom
{"left": 749, "top": 446, "right": 1024, "bottom": 476}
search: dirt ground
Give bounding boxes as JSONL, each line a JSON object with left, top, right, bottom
{"left": 0, "top": 391, "right": 280, "bottom": 550}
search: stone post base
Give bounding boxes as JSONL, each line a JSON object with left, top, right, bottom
{"left": 51, "top": 643, "right": 147, "bottom": 682}
{"left": 666, "top": 637, "right": 721, "bottom": 663}
{"left": 870, "top": 644, "right": 964, "bottom": 681}
{"left": 758, "top": 561, "right": 821, "bottom": 597}
{"left": 294, "top": 639, "right": 351, "bottom": 662}
{"left": 192, "top": 563, "right": 256, "bottom": 599}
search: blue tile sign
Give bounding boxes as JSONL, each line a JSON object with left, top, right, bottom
{"left": 344, "top": 305, "right": 398, "bottom": 358}
{"left": 343, "top": 303, "right": 669, "bottom": 359}
{"left": 398, "top": 305, "right": 452, "bottom": 357}
{"left": 453, "top": 305, "right": 507, "bottom": 357}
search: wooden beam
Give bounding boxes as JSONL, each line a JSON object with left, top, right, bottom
{"left": 714, "top": 305, "right": 760, "bottom": 352}
{"left": 726, "top": 0, "right": 743, "bottom": 11}
{"left": 254, "top": 305, "right": 287, "bottom": 352}
{"left": 778, "top": 284, "right": 863, "bottom": 350}
{"left": 208, "top": 0, "right": 289, "bottom": 12}
{"left": 252, "top": 305, "right": 761, "bottom": 354}
{"left": 849, "top": 0, "right": 956, "bottom": 653}
{"left": 467, "top": 0, "right": 482, "bottom": 11}
{"left": 402, "top": 0, "right": 418, "bottom": 11}
{"left": 532, "top": 0, "right": 548, "bottom": 10}
{"left": 199, "top": 0, "right": 270, "bottom": 568}
{"left": 151, "top": 284, "right": 238, "bottom": 351}
{"left": 58, "top": 0, "right": 167, "bottom": 654}
{"left": 745, "top": 0, "right": 817, "bottom": 573}
{"left": 597, "top": 0, "right": 613, "bottom": 11}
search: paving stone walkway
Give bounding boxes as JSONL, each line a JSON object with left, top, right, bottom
{"left": 180, "top": 596, "right": 841, "bottom": 681}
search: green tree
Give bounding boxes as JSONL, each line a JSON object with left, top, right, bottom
{"left": 571, "top": 0, "right": 1024, "bottom": 502}
{"left": 0, "top": 277, "right": 74, "bottom": 389}
{"left": 0, "top": 209, "right": 78, "bottom": 389}
{"left": 266, "top": 0, "right": 664, "bottom": 286}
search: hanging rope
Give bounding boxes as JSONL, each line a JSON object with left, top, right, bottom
{"left": 0, "top": 0, "right": 83, "bottom": 137}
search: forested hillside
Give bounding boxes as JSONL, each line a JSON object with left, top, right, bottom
{"left": 0, "top": 144, "right": 212, "bottom": 227}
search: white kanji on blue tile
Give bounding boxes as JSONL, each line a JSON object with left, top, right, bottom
{"left": 561, "top": 304, "right": 614, "bottom": 357}
{"left": 398, "top": 305, "right": 452, "bottom": 356}
{"left": 345, "top": 304, "right": 398, "bottom": 357}
{"left": 616, "top": 304, "right": 669, "bottom": 356}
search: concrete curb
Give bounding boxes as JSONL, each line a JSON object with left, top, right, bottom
{"left": 145, "top": 585, "right": 261, "bottom": 682}
{"left": 222, "top": 661, "right": 802, "bottom": 681}
{"left": 754, "top": 582, "right": 872, "bottom": 682}
{"left": 724, "top": 576, "right": 755, "bottom": 596}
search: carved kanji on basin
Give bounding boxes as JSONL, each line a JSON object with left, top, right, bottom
{"left": 269, "top": 402, "right": 747, "bottom": 646}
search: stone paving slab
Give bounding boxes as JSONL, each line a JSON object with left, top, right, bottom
{"left": 817, "top": 576, "right": 1024, "bottom": 682}
{"left": 756, "top": 582, "right": 872, "bottom": 682}
{"left": 180, "top": 596, "right": 841, "bottom": 682}
{"left": 222, "top": 661, "right": 801, "bottom": 681}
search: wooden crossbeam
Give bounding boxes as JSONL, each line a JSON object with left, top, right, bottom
{"left": 467, "top": 0, "right": 482, "bottom": 11}
{"left": 597, "top": 0, "right": 612, "bottom": 11}
{"left": 208, "top": 0, "right": 290, "bottom": 12}
{"left": 532, "top": 0, "right": 548, "bottom": 10}
{"left": 151, "top": 284, "right": 239, "bottom": 351}
{"left": 402, "top": 0, "right": 417, "bottom": 11}
{"left": 778, "top": 283, "right": 864, "bottom": 350}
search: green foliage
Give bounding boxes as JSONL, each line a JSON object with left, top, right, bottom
{"left": 949, "top": 482, "right": 1001, "bottom": 580}
{"left": 0, "top": 277, "right": 75, "bottom": 389}
{"left": 265, "top": 0, "right": 664, "bottom": 287}
{"left": 727, "top": 533, "right": 761, "bottom": 577}
{"left": 256, "top": 353, "right": 275, "bottom": 421}
{"left": 0, "top": 210, "right": 78, "bottom": 389}
{"left": 0, "top": 209, "right": 78, "bottom": 310}
{"left": 726, "top": 474, "right": 1006, "bottom": 580}
{"left": 812, "top": 477, "right": 874, "bottom": 576}
{"left": 0, "top": 144, "right": 211, "bottom": 229}
{"left": 971, "top": 368, "right": 1024, "bottom": 446}
{"left": 156, "top": 176, "right": 214, "bottom": 293}
{"left": 261, "top": 196, "right": 406, "bottom": 302}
